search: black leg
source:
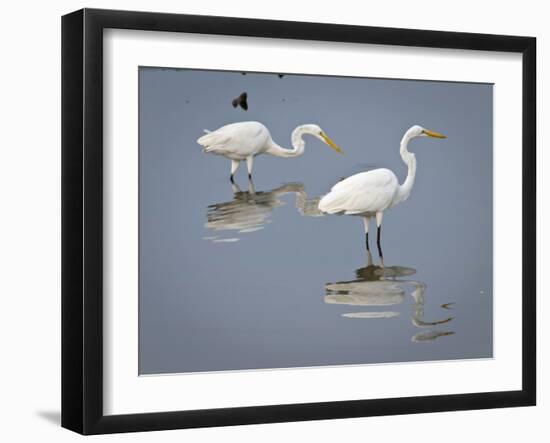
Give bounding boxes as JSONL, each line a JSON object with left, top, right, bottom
{"left": 365, "top": 232, "right": 370, "bottom": 251}
{"left": 230, "top": 174, "right": 235, "bottom": 184}
{"left": 377, "top": 225, "right": 383, "bottom": 259}
{"left": 248, "top": 173, "right": 252, "bottom": 180}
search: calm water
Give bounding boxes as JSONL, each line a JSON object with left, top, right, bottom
{"left": 139, "top": 67, "right": 493, "bottom": 374}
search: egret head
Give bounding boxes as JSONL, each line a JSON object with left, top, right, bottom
{"left": 407, "top": 125, "right": 447, "bottom": 140}
{"left": 299, "top": 124, "right": 344, "bottom": 154}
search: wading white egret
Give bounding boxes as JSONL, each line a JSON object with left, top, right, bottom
{"left": 197, "top": 121, "right": 343, "bottom": 182}
{"left": 318, "top": 125, "right": 446, "bottom": 261}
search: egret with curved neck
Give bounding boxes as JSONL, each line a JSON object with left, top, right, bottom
{"left": 197, "top": 121, "right": 342, "bottom": 183}
{"left": 318, "top": 125, "right": 446, "bottom": 262}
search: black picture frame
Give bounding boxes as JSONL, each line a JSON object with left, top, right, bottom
{"left": 62, "top": 8, "right": 536, "bottom": 435}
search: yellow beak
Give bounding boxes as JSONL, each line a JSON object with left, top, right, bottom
{"left": 423, "top": 129, "right": 447, "bottom": 139}
{"left": 320, "top": 132, "right": 344, "bottom": 154}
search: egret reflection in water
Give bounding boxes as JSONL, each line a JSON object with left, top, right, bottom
{"left": 324, "top": 252, "right": 455, "bottom": 343}
{"left": 204, "top": 181, "right": 322, "bottom": 243}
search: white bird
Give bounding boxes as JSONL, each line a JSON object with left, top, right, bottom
{"left": 318, "top": 125, "right": 446, "bottom": 261}
{"left": 197, "top": 121, "right": 342, "bottom": 182}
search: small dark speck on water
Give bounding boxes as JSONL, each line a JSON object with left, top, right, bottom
{"left": 278, "top": 74, "right": 285, "bottom": 78}
{"left": 441, "top": 302, "right": 455, "bottom": 310}
{"left": 356, "top": 163, "right": 382, "bottom": 171}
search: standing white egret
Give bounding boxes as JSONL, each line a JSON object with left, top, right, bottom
{"left": 318, "top": 125, "right": 446, "bottom": 261}
{"left": 197, "top": 121, "right": 343, "bottom": 182}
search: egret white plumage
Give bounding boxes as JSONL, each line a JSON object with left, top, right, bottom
{"left": 318, "top": 125, "right": 446, "bottom": 261}
{"left": 197, "top": 121, "right": 342, "bottom": 182}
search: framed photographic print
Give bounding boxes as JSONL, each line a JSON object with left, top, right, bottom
{"left": 61, "top": 8, "right": 536, "bottom": 435}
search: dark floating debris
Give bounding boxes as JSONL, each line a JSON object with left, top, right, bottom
{"left": 441, "top": 302, "right": 455, "bottom": 310}
{"left": 278, "top": 74, "right": 284, "bottom": 78}
{"left": 232, "top": 92, "right": 248, "bottom": 111}
{"left": 241, "top": 72, "right": 247, "bottom": 76}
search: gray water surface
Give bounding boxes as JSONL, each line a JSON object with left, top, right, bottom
{"left": 138, "top": 67, "right": 493, "bottom": 375}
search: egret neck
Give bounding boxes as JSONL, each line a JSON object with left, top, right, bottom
{"left": 395, "top": 130, "right": 417, "bottom": 205}
{"left": 266, "top": 125, "right": 309, "bottom": 158}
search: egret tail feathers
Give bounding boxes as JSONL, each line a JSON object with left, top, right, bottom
{"left": 318, "top": 193, "right": 344, "bottom": 214}
{"left": 318, "top": 191, "right": 365, "bottom": 215}
{"left": 197, "top": 131, "right": 230, "bottom": 149}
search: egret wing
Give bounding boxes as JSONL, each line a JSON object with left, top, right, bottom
{"left": 197, "top": 122, "right": 269, "bottom": 158}
{"left": 318, "top": 169, "right": 398, "bottom": 215}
